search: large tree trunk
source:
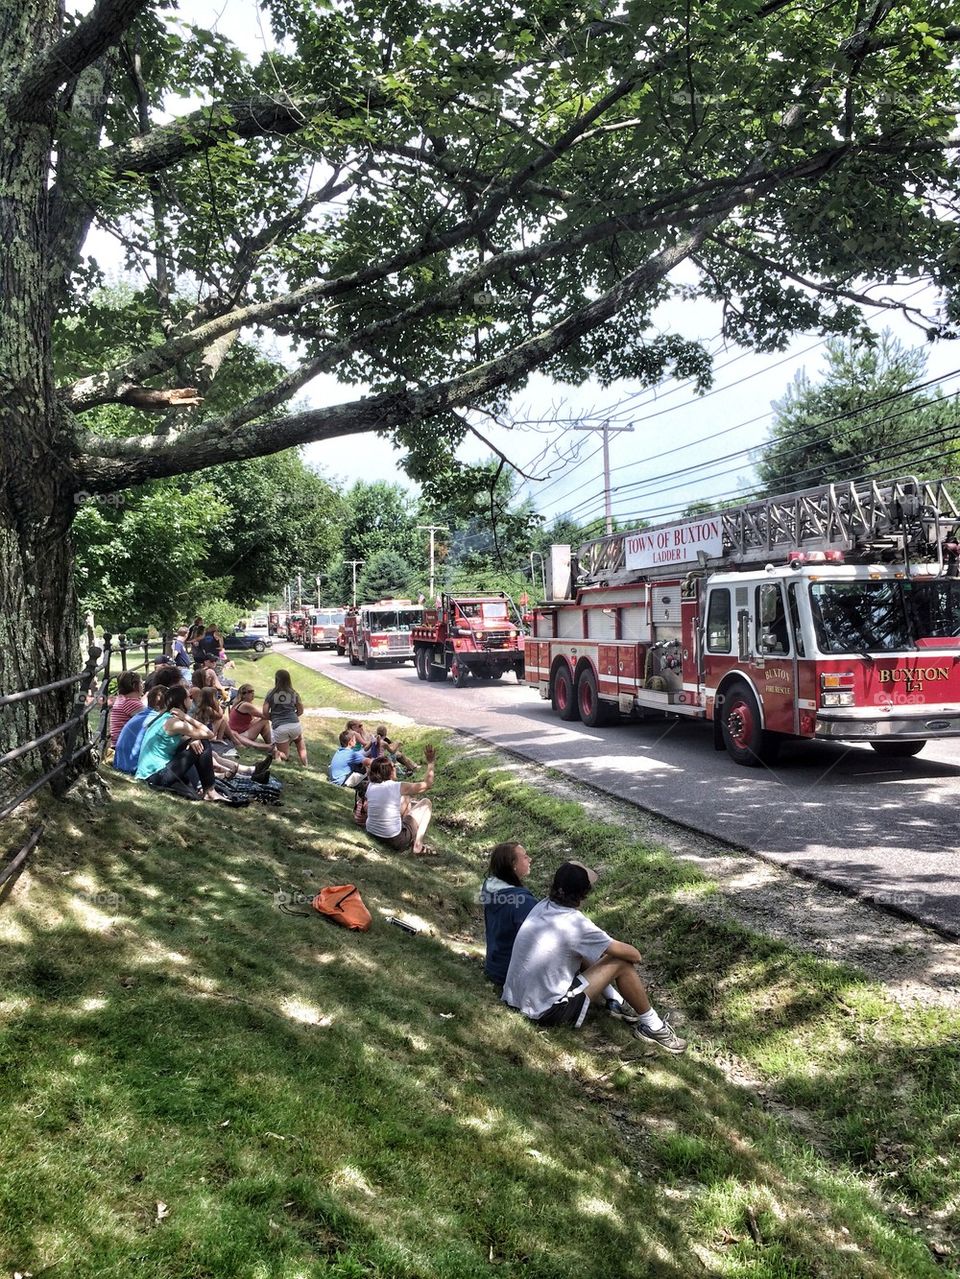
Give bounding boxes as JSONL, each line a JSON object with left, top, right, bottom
{"left": 0, "top": 0, "right": 83, "bottom": 788}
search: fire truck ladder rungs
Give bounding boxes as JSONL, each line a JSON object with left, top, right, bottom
{"left": 578, "top": 476, "right": 960, "bottom": 582}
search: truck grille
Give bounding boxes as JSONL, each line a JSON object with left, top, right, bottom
{"left": 480, "top": 630, "right": 516, "bottom": 651}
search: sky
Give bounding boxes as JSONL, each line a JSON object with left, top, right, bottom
{"left": 79, "top": 0, "right": 960, "bottom": 537}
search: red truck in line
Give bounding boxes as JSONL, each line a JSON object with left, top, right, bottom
{"left": 412, "top": 593, "right": 525, "bottom": 686}
{"left": 342, "top": 600, "right": 424, "bottom": 668}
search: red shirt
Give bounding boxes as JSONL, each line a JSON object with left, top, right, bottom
{"left": 110, "top": 695, "right": 144, "bottom": 745}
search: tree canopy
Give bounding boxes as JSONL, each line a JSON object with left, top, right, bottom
{"left": 16, "top": 0, "right": 959, "bottom": 498}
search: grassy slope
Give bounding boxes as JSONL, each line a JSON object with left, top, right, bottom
{"left": 0, "top": 685, "right": 957, "bottom": 1278}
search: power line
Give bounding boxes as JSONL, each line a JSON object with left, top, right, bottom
{"left": 552, "top": 365, "right": 960, "bottom": 522}
{"left": 606, "top": 420, "right": 960, "bottom": 527}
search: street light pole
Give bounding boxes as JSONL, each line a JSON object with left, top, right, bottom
{"left": 417, "top": 524, "right": 447, "bottom": 602}
{"left": 346, "top": 559, "right": 365, "bottom": 606}
{"left": 315, "top": 576, "right": 322, "bottom": 607}
{"left": 571, "top": 421, "right": 634, "bottom": 535}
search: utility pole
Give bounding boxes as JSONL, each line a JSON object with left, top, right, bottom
{"left": 296, "top": 570, "right": 303, "bottom": 609}
{"left": 315, "top": 576, "right": 322, "bottom": 607}
{"left": 417, "top": 524, "right": 447, "bottom": 602}
{"left": 346, "top": 559, "right": 365, "bottom": 606}
{"left": 572, "top": 421, "right": 634, "bottom": 535}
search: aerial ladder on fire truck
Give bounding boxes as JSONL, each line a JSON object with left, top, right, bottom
{"left": 575, "top": 475, "right": 960, "bottom": 586}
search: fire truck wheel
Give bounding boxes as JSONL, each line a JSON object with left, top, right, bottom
{"left": 551, "top": 664, "right": 579, "bottom": 721}
{"left": 452, "top": 659, "right": 470, "bottom": 688}
{"left": 577, "top": 668, "right": 609, "bottom": 727}
{"left": 720, "top": 682, "right": 778, "bottom": 766}
{"left": 870, "top": 740, "right": 926, "bottom": 758}
{"left": 349, "top": 645, "right": 360, "bottom": 666}
{"left": 337, "top": 645, "right": 345, "bottom": 657}
{"left": 486, "top": 670, "right": 503, "bottom": 680}
{"left": 415, "top": 649, "right": 428, "bottom": 680}
{"left": 364, "top": 647, "right": 377, "bottom": 670}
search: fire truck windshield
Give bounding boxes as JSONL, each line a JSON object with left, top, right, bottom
{"left": 364, "top": 609, "right": 421, "bottom": 630}
{"left": 810, "top": 580, "right": 960, "bottom": 653}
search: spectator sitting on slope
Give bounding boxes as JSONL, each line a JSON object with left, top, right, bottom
{"left": 369, "top": 723, "right": 417, "bottom": 776}
{"left": 109, "top": 670, "right": 145, "bottom": 746}
{"left": 364, "top": 744, "right": 436, "bottom": 855}
{"left": 229, "top": 683, "right": 276, "bottom": 753}
{"left": 502, "top": 861, "right": 687, "bottom": 1054}
{"left": 113, "top": 686, "right": 166, "bottom": 773}
{"left": 329, "top": 728, "right": 369, "bottom": 788}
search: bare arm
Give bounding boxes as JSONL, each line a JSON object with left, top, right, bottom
{"left": 602, "top": 940, "right": 642, "bottom": 965}
{"left": 400, "top": 744, "right": 435, "bottom": 795}
{"left": 163, "top": 715, "right": 213, "bottom": 741}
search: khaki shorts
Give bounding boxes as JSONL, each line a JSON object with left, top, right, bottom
{"left": 273, "top": 721, "right": 302, "bottom": 744}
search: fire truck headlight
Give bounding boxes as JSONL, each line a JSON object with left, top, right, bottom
{"left": 821, "top": 691, "right": 855, "bottom": 707}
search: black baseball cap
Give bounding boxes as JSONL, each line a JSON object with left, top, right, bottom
{"left": 551, "top": 860, "right": 599, "bottom": 898}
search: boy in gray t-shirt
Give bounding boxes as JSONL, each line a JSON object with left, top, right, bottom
{"left": 502, "top": 861, "right": 686, "bottom": 1054}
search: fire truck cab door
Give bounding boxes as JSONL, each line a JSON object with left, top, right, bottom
{"left": 753, "top": 580, "right": 797, "bottom": 734}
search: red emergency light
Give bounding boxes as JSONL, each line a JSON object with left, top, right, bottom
{"left": 788, "top": 550, "right": 845, "bottom": 564}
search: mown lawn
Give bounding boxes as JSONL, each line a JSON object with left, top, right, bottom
{"left": 0, "top": 697, "right": 957, "bottom": 1278}
{"left": 229, "top": 650, "right": 383, "bottom": 716}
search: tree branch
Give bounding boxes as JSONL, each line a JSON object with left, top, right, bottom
{"left": 709, "top": 231, "right": 939, "bottom": 325}
{"left": 6, "top": 0, "right": 151, "bottom": 122}
{"left": 76, "top": 216, "right": 721, "bottom": 489}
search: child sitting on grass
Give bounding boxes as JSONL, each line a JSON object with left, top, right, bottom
{"left": 370, "top": 724, "right": 417, "bottom": 776}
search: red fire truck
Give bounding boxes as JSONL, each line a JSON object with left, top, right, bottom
{"left": 302, "top": 607, "right": 346, "bottom": 651}
{"left": 268, "top": 610, "right": 287, "bottom": 637}
{"left": 343, "top": 601, "right": 424, "bottom": 668}
{"left": 286, "top": 612, "right": 307, "bottom": 644}
{"left": 412, "top": 593, "right": 525, "bottom": 686}
{"left": 526, "top": 476, "right": 960, "bottom": 765}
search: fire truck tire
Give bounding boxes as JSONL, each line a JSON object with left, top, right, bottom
{"left": 337, "top": 644, "right": 345, "bottom": 657}
{"left": 870, "top": 740, "right": 926, "bottom": 758}
{"left": 720, "top": 682, "right": 779, "bottom": 767}
{"left": 364, "top": 647, "right": 377, "bottom": 670}
{"left": 577, "top": 668, "right": 610, "bottom": 727}
{"left": 415, "top": 649, "right": 428, "bottom": 680}
{"left": 348, "top": 644, "right": 360, "bottom": 666}
{"left": 426, "top": 651, "right": 447, "bottom": 681}
{"left": 486, "top": 670, "right": 503, "bottom": 680}
{"left": 452, "top": 659, "right": 470, "bottom": 688}
{"left": 552, "top": 664, "right": 579, "bottom": 721}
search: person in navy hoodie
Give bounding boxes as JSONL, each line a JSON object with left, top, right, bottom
{"left": 480, "top": 842, "right": 537, "bottom": 987}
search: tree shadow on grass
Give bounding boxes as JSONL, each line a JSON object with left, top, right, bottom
{"left": 0, "top": 738, "right": 949, "bottom": 1278}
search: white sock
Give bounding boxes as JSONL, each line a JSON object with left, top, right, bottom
{"left": 602, "top": 985, "right": 621, "bottom": 1004}
{"left": 638, "top": 1008, "right": 664, "bottom": 1032}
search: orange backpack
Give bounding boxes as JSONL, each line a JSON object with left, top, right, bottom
{"left": 313, "top": 884, "right": 372, "bottom": 931}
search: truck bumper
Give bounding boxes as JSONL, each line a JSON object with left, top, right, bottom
{"left": 815, "top": 709, "right": 960, "bottom": 740}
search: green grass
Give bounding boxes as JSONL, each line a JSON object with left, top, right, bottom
{"left": 1, "top": 705, "right": 958, "bottom": 1278}
{"left": 230, "top": 650, "right": 383, "bottom": 715}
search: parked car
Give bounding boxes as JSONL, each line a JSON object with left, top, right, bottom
{"left": 222, "top": 626, "right": 273, "bottom": 654}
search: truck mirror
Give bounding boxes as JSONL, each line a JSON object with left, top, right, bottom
{"left": 737, "top": 609, "right": 750, "bottom": 662}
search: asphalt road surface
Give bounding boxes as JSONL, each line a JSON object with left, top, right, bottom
{"left": 282, "top": 642, "right": 960, "bottom": 938}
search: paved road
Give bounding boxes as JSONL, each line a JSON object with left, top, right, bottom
{"left": 282, "top": 642, "right": 960, "bottom": 937}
